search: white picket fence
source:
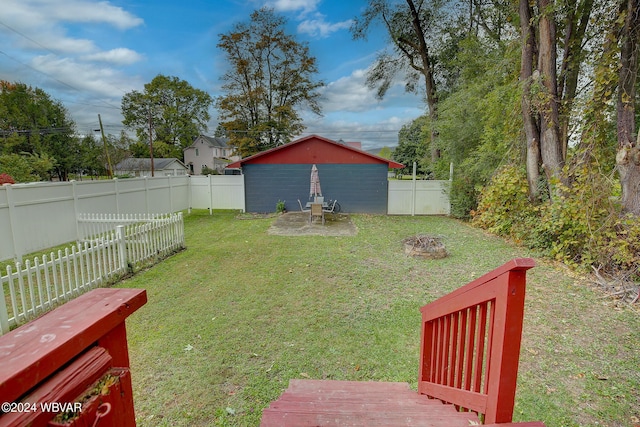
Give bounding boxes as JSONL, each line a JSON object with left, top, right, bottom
{"left": 0, "top": 212, "right": 184, "bottom": 335}
{"left": 77, "top": 213, "right": 170, "bottom": 242}
{"left": 0, "top": 175, "right": 244, "bottom": 262}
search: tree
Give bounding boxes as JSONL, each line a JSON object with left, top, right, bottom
{"left": 0, "top": 154, "right": 42, "bottom": 182}
{"left": 393, "top": 116, "right": 429, "bottom": 175}
{"left": 77, "top": 134, "right": 106, "bottom": 178}
{"left": 122, "top": 74, "right": 213, "bottom": 159}
{"left": 216, "top": 8, "right": 323, "bottom": 157}
{"left": 377, "top": 146, "right": 393, "bottom": 159}
{"left": 518, "top": 0, "right": 596, "bottom": 200}
{"left": 352, "top": 0, "right": 446, "bottom": 161}
{"left": 616, "top": 0, "right": 640, "bottom": 214}
{"left": 0, "top": 81, "right": 75, "bottom": 180}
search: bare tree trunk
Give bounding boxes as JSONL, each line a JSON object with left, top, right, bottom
{"left": 558, "top": 0, "right": 594, "bottom": 158}
{"left": 520, "top": 0, "right": 541, "bottom": 200}
{"left": 537, "top": 0, "right": 565, "bottom": 194}
{"left": 406, "top": 0, "right": 440, "bottom": 162}
{"left": 617, "top": 0, "right": 640, "bottom": 214}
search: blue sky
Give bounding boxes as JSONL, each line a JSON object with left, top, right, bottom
{"left": 0, "top": 0, "right": 426, "bottom": 150}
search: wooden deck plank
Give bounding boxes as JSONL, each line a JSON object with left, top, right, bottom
{"left": 260, "top": 379, "right": 482, "bottom": 427}
{"left": 267, "top": 401, "right": 461, "bottom": 414}
{"left": 261, "top": 409, "right": 480, "bottom": 427}
{"left": 274, "top": 393, "right": 446, "bottom": 406}
{"left": 286, "top": 379, "right": 413, "bottom": 392}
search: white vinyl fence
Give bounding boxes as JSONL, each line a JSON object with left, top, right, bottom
{"left": 387, "top": 163, "right": 452, "bottom": 215}
{"left": 0, "top": 212, "right": 184, "bottom": 335}
{"left": 387, "top": 179, "right": 451, "bottom": 215}
{"left": 0, "top": 175, "right": 244, "bottom": 262}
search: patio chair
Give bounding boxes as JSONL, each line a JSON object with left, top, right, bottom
{"left": 309, "top": 203, "right": 324, "bottom": 225}
{"left": 298, "top": 199, "right": 310, "bottom": 212}
{"left": 323, "top": 199, "right": 337, "bottom": 214}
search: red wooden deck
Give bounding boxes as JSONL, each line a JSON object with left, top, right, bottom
{"left": 0, "top": 288, "right": 147, "bottom": 427}
{"left": 261, "top": 380, "right": 545, "bottom": 427}
{"left": 261, "top": 259, "right": 547, "bottom": 427}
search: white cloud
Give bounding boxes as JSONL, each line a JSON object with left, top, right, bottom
{"left": 31, "top": 54, "right": 140, "bottom": 97}
{"left": 297, "top": 15, "right": 352, "bottom": 38}
{"left": 301, "top": 67, "right": 426, "bottom": 149}
{"left": 0, "top": 1, "right": 143, "bottom": 54}
{"left": 320, "top": 68, "right": 379, "bottom": 113}
{"left": 6, "top": 0, "right": 144, "bottom": 30}
{"left": 264, "top": 0, "right": 320, "bottom": 14}
{"left": 82, "top": 48, "right": 143, "bottom": 65}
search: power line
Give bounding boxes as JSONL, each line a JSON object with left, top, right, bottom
{"left": 0, "top": 127, "right": 74, "bottom": 136}
{"left": 0, "top": 21, "right": 58, "bottom": 56}
{"left": 0, "top": 49, "right": 122, "bottom": 111}
{"left": 0, "top": 19, "right": 129, "bottom": 111}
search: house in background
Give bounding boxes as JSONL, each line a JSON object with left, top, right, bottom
{"left": 226, "top": 135, "right": 404, "bottom": 214}
{"left": 114, "top": 158, "right": 189, "bottom": 177}
{"left": 183, "top": 135, "right": 239, "bottom": 175}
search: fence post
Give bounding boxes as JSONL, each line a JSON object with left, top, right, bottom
{"left": 187, "top": 175, "right": 192, "bottom": 214}
{"left": 169, "top": 176, "right": 174, "bottom": 213}
{"left": 72, "top": 180, "right": 81, "bottom": 242}
{"left": 5, "top": 185, "right": 22, "bottom": 262}
{"left": 144, "top": 176, "right": 150, "bottom": 214}
{"left": 411, "top": 162, "right": 417, "bottom": 217}
{"left": 116, "top": 225, "right": 127, "bottom": 274}
{"left": 114, "top": 178, "right": 121, "bottom": 215}
{"left": 0, "top": 274, "right": 10, "bottom": 335}
{"left": 209, "top": 174, "right": 213, "bottom": 215}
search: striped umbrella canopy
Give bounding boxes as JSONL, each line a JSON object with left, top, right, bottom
{"left": 309, "top": 164, "right": 322, "bottom": 198}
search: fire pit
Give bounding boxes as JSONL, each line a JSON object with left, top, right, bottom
{"left": 402, "top": 234, "right": 448, "bottom": 259}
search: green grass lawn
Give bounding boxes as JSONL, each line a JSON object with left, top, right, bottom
{"left": 118, "top": 210, "right": 640, "bottom": 427}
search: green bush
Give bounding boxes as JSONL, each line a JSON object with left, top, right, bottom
{"left": 596, "top": 214, "right": 640, "bottom": 275}
{"left": 473, "top": 163, "right": 638, "bottom": 277}
{"left": 201, "top": 166, "right": 220, "bottom": 175}
{"left": 449, "top": 175, "right": 480, "bottom": 220}
{"left": 533, "top": 167, "right": 614, "bottom": 268}
{"left": 472, "top": 165, "right": 537, "bottom": 240}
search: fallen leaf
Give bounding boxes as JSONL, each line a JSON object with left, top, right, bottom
{"left": 184, "top": 344, "right": 193, "bottom": 351}
{"left": 300, "top": 372, "right": 310, "bottom": 378}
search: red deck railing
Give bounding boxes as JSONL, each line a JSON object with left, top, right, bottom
{"left": 418, "top": 258, "right": 535, "bottom": 424}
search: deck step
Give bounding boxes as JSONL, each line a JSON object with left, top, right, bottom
{"left": 260, "top": 380, "right": 481, "bottom": 427}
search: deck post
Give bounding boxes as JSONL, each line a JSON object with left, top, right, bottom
{"left": 418, "top": 258, "right": 535, "bottom": 424}
{"left": 483, "top": 269, "right": 528, "bottom": 423}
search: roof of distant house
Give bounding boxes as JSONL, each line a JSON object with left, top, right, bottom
{"left": 186, "top": 135, "right": 229, "bottom": 149}
{"left": 115, "top": 158, "right": 186, "bottom": 170}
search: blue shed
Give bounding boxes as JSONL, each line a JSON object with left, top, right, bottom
{"left": 227, "top": 135, "right": 404, "bottom": 213}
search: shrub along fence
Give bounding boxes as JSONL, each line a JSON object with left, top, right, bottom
{"left": 0, "top": 212, "right": 184, "bottom": 335}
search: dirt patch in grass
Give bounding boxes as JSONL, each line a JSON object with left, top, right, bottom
{"left": 235, "top": 212, "right": 279, "bottom": 220}
{"left": 267, "top": 212, "right": 358, "bottom": 236}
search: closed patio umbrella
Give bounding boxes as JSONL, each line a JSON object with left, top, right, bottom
{"left": 310, "top": 164, "right": 322, "bottom": 199}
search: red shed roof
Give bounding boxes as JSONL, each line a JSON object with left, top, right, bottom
{"left": 226, "top": 135, "right": 404, "bottom": 169}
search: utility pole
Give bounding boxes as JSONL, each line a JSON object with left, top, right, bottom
{"left": 98, "top": 114, "right": 113, "bottom": 178}
{"left": 148, "top": 105, "right": 155, "bottom": 177}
